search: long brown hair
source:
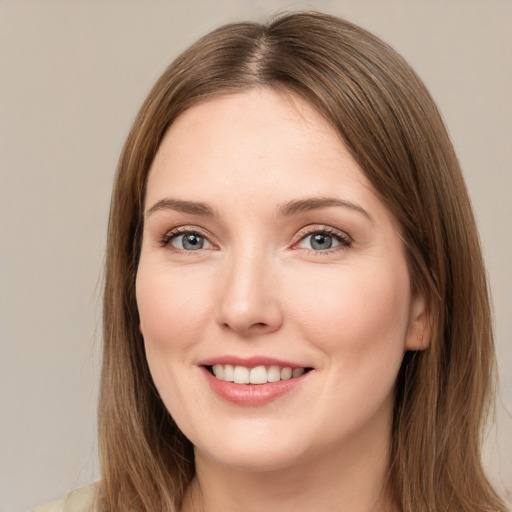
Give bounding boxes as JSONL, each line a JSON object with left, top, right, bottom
{"left": 98, "top": 12, "right": 506, "bottom": 511}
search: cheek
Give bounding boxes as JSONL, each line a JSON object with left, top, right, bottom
{"left": 135, "top": 266, "right": 207, "bottom": 416}
{"left": 288, "top": 261, "right": 411, "bottom": 366}
{"left": 136, "top": 266, "right": 211, "bottom": 358}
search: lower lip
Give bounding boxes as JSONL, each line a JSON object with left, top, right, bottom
{"left": 202, "top": 367, "right": 310, "bottom": 406}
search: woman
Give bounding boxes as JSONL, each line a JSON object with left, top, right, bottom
{"left": 36, "top": 11, "right": 507, "bottom": 512}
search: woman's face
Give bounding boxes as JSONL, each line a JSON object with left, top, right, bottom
{"left": 136, "top": 88, "right": 427, "bottom": 472}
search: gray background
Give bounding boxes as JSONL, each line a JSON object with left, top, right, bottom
{"left": 0, "top": 1, "right": 510, "bottom": 511}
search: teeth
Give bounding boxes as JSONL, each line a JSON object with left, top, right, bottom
{"left": 211, "top": 364, "right": 307, "bottom": 384}
{"left": 267, "top": 365, "right": 281, "bottom": 382}
{"left": 281, "top": 367, "right": 292, "bottom": 380}
{"left": 223, "top": 364, "right": 234, "bottom": 382}
{"left": 212, "top": 364, "right": 223, "bottom": 380}
{"left": 249, "top": 366, "right": 267, "bottom": 384}
{"left": 292, "top": 368, "right": 305, "bottom": 378}
{"left": 233, "top": 366, "right": 250, "bottom": 384}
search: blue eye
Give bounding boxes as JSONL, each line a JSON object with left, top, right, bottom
{"left": 296, "top": 230, "right": 351, "bottom": 252}
{"left": 166, "top": 231, "right": 212, "bottom": 251}
{"left": 310, "top": 233, "right": 336, "bottom": 250}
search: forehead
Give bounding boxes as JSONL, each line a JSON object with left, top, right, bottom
{"left": 146, "top": 88, "right": 373, "bottom": 204}
{"left": 156, "top": 88, "right": 342, "bottom": 160}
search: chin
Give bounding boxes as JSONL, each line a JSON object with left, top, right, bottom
{"left": 190, "top": 425, "right": 309, "bottom": 473}
{"left": 198, "top": 444, "right": 305, "bottom": 473}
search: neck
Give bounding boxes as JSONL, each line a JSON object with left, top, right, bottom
{"left": 181, "top": 415, "right": 397, "bottom": 512}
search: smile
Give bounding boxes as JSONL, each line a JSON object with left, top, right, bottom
{"left": 202, "top": 363, "right": 312, "bottom": 406}
{"left": 209, "top": 364, "right": 308, "bottom": 384}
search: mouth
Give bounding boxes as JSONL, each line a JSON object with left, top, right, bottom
{"left": 200, "top": 358, "right": 313, "bottom": 405}
{"left": 205, "top": 364, "right": 313, "bottom": 385}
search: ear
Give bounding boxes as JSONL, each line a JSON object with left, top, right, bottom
{"left": 404, "top": 292, "right": 431, "bottom": 351}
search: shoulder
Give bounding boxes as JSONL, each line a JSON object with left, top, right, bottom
{"left": 33, "top": 484, "right": 98, "bottom": 512}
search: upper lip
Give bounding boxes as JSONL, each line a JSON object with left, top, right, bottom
{"left": 199, "top": 355, "right": 308, "bottom": 369}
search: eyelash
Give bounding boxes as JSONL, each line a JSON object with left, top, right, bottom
{"left": 293, "top": 226, "right": 352, "bottom": 254}
{"left": 160, "top": 225, "right": 352, "bottom": 254}
{"left": 160, "top": 226, "right": 211, "bottom": 249}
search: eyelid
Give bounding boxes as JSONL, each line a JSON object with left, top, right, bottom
{"left": 161, "top": 225, "right": 216, "bottom": 249}
{"left": 292, "top": 225, "right": 352, "bottom": 251}
{"left": 158, "top": 224, "right": 351, "bottom": 253}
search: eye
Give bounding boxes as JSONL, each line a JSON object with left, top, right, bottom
{"left": 162, "top": 229, "right": 213, "bottom": 251}
{"left": 296, "top": 228, "right": 351, "bottom": 252}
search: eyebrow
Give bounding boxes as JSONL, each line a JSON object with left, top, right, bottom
{"left": 278, "top": 197, "right": 373, "bottom": 222}
{"left": 145, "top": 196, "right": 372, "bottom": 222}
{"left": 146, "top": 198, "right": 217, "bottom": 218}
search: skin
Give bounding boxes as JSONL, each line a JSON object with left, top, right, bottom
{"left": 136, "top": 88, "right": 428, "bottom": 512}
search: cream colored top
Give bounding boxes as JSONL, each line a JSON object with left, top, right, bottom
{"left": 33, "top": 484, "right": 97, "bottom": 512}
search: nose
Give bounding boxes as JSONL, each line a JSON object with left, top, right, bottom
{"left": 216, "top": 250, "right": 283, "bottom": 337}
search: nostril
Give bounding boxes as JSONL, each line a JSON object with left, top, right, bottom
{"left": 221, "top": 321, "right": 267, "bottom": 331}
